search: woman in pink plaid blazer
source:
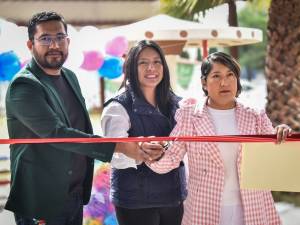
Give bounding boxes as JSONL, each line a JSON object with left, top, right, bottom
{"left": 148, "top": 52, "right": 290, "bottom": 225}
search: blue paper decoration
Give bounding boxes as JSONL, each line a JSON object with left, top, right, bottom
{"left": 98, "top": 56, "right": 123, "bottom": 79}
{"left": 0, "top": 51, "right": 21, "bottom": 81}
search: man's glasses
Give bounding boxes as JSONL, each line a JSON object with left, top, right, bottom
{"left": 34, "top": 34, "right": 68, "bottom": 46}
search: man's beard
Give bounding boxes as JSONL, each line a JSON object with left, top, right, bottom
{"left": 33, "top": 48, "right": 68, "bottom": 70}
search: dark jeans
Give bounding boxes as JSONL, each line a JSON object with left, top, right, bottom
{"left": 14, "top": 193, "right": 83, "bottom": 225}
{"left": 115, "top": 202, "right": 184, "bottom": 225}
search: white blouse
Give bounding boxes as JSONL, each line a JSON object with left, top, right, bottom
{"left": 101, "top": 101, "right": 137, "bottom": 169}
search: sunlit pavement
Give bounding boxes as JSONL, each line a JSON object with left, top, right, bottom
{"left": 276, "top": 202, "right": 300, "bottom": 225}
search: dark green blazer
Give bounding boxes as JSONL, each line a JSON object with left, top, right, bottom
{"left": 5, "top": 59, "right": 115, "bottom": 220}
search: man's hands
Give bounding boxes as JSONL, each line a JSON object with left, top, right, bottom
{"left": 275, "top": 124, "right": 292, "bottom": 144}
{"left": 114, "top": 141, "right": 164, "bottom": 162}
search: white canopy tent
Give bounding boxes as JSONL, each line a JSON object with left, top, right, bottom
{"left": 98, "top": 14, "right": 263, "bottom": 56}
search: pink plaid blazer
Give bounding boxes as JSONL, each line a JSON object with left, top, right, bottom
{"left": 149, "top": 98, "right": 281, "bottom": 225}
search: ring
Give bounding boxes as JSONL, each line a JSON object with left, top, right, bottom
{"left": 138, "top": 142, "right": 144, "bottom": 150}
{"left": 162, "top": 142, "right": 169, "bottom": 150}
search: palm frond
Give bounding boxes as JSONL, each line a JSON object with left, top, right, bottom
{"left": 161, "top": 0, "right": 229, "bottom": 20}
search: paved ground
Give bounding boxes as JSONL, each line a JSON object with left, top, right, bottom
{"left": 276, "top": 202, "right": 300, "bottom": 225}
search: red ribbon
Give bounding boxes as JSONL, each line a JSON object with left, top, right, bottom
{"left": 0, "top": 134, "right": 300, "bottom": 144}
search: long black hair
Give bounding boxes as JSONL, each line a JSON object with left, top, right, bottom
{"left": 121, "top": 40, "right": 173, "bottom": 117}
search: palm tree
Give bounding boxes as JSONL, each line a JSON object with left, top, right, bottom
{"left": 265, "top": 0, "right": 300, "bottom": 131}
{"left": 160, "top": 0, "right": 241, "bottom": 58}
{"left": 265, "top": 0, "right": 300, "bottom": 206}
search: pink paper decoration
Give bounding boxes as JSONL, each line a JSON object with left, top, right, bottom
{"left": 80, "top": 51, "right": 104, "bottom": 71}
{"left": 105, "top": 36, "right": 128, "bottom": 57}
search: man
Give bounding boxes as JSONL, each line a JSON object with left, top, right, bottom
{"left": 5, "top": 11, "right": 162, "bottom": 225}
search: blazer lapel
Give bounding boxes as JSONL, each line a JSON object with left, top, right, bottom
{"left": 193, "top": 102, "right": 224, "bottom": 168}
{"left": 235, "top": 103, "right": 245, "bottom": 167}
{"left": 27, "top": 61, "right": 71, "bottom": 125}
{"left": 62, "top": 72, "right": 84, "bottom": 108}
{"left": 62, "top": 71, "right": 93, "bottom": 131}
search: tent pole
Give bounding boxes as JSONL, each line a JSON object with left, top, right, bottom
{"left": 202, "top": 40, "right": 208, "bottom": 58}
{"left": 100, "top": 77, "right": 105, "bottom": 112}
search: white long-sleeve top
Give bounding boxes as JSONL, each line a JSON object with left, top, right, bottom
{"left": 101, "top": 101, "right": 137, "bottom": 169}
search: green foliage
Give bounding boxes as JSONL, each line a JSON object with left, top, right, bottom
{"left": 250, "top": 0, "right": 271, "bottom": 10}
{"left": 176, "top": 63, "right": 194, "bottom": 89}
{"left": 196, "top": 48, "right": 202, "bottom": 61}
{"left": 272, "top": 191, "right": 300, "bottom": 206}
{"left": 238, "top": 2, "right": 268, "bottom": 71}
{"left": 160, "top": 0, "right": 227, "bottom": 20}
{"left": 180, "top": 50, "right": 190, "bottom": 59}
{"left": 209, "top": 47, "right": 218, "bottom": 54}
{"left": 104, "top": 78, "right": 121, "bottom": 93}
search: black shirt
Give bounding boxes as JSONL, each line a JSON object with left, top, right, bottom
{"left": 49, "top": 73, "right": 87, "bottom": 195}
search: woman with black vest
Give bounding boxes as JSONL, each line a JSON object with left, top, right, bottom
{"left": 101, "top": 40, "right": 187, "bottom": 225}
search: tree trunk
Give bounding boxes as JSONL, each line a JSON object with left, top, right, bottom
{"left": 265, "top": 0, "right": 300, "bottom": 131}
{"left": 266, "top": 0, "right": 300, "bottom": 205}
{"left": 228, "top": 0, "right": 238, "bottom": 59}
